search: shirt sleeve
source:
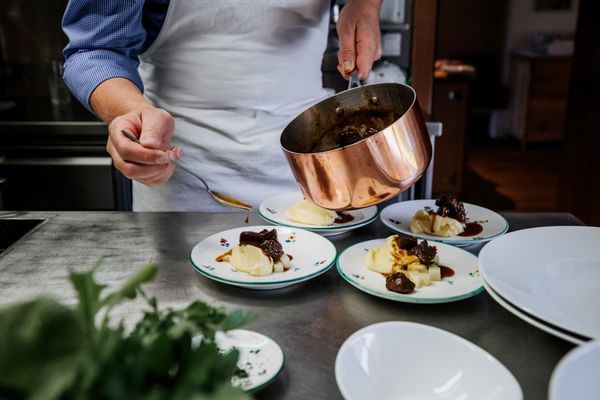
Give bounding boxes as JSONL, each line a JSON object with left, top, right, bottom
{"left": 62, "top": 0, "right": 147, "bottom": 113}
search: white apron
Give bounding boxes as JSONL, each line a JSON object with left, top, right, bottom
{"left": 135, "top": 0, "right": 332, "bottom": 211}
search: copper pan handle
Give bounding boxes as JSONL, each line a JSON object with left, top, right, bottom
{"left": 348, "top": 70, "right": 361, "bottom": 90}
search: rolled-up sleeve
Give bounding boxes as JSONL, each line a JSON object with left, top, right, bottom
{"left": 62, "top": 0, "right": 147, "bottom": 113}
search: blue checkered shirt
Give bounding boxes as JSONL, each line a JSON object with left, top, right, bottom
{"left": 62, "top": 0, "right": 169, "bottom": 112}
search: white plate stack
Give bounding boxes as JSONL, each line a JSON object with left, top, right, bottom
{"left": 479, "top": 226, "right": 600, "bottom": 345}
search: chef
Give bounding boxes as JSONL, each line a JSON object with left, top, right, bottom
{"left": 62, "top": 0, "right": 382, "bottom": 211}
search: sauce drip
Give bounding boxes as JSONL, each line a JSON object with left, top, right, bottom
{"left": 458, "top": 222, "right": 483, "bottom": 237}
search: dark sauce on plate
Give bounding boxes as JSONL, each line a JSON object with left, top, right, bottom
{"left": 458, "top": 222, "right": 483, "bottom": 237}
{"left": 334, "top": 212, "right": 355, "bottom": 224}
{"left": 440, "top": 265, "right": 455, "bottom": 278}
{"left": 239, "top": 229, "right": 283, "bottom": 262}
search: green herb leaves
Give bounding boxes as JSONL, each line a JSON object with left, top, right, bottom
{"left": 0, "top": 263, "right": 253, "bottom": 400}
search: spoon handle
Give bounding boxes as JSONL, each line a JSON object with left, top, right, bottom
{"left": 120, "top": 130, "right": 209, "bottom": 191}
{"left": 166, "top": 159, "right": 210, "bottom": 192}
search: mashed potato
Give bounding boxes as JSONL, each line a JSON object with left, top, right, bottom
{"left": 285, "top": 199, "right": 338, "bottom": 226}
{"left": 366, "top": 234, "right": 442, "bottom": 291}
{"left": 216, "top": 229, "right": 291, "bottom": 276}
{"left": 409, "top": 209, "right": 464, "bottom": 237}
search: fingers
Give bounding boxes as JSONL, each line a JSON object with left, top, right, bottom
{"left": 337, "top": 18, "right": 357, "bottom": 79}
{"left": 107, "top": 108, "right": 181, "bottom": 185}
{"left": 108, "top": 140, "right": 177, "bottom": 185}
{"left": 336, "top": 0, "right": 382, "bottom": 80}
{"left": 355, "top": 22, "right": 381, "bottom": 80}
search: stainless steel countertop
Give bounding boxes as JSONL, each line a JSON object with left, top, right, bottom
{"left": 0, "top": 211, "right": 584, "bottom": 399}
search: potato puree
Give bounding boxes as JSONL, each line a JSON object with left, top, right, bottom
{"left": 285, "top": 199, "right": 338, "bottom": 226}
{"left": 216, "top": 229, "right": 291, "bottom": 276}
{"left": 410, "top": 210, "right": 465, "bottom": 237}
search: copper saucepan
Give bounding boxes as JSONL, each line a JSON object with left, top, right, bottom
{"left": 280, "top": 76, "right": 432, "bottom": 211}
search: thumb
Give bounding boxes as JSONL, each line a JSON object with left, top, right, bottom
{"left": 139, "top": 127, "right": 160, "bottom": 148}
{"left": 139, "top": 108, "right": 174, "bottom": 150}
{"left": 337, "top": 26, "right": 356, "bottom": 74}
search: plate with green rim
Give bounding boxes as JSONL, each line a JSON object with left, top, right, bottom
{"left": 216, "top": 329, "right": 285, "bottom": 392}
{"left": 190, "top": 225, "right": 337, "bottom": 290}
{"left": 259, "top": 192, "right": 378, "bottom": 236}
{"left": 336, "top": 238, "right": 483, "bottom": 303}
{"left": 380, "top": 200, "right": 509, "bottom": 246}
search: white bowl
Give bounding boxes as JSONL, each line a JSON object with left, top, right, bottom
{"left": 335, "top": 321, "right": 522, "bottom": 400}
{"left": 549, "top": 340, "right": 600, "bottom": 400}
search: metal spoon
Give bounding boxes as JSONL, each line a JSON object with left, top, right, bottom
{"left": 121, "top": 130, "right": 252, "bottom": 211}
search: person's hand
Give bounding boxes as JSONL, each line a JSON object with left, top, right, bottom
{"left": 107, "top": 107, "right": 181, "bottom": 186}
{"left": 336, "top": 0, "right": 383, "bottom": 80}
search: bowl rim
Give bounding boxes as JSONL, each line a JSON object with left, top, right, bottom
{"left": 548, "top": 340, "right": 600, "bottom": 400}
{"left": 334, "top": 321, "right": 522, "bottom": 400}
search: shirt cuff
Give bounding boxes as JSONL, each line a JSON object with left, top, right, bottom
{"left": 63, "top": 49, "right": 144, "bottom": 114}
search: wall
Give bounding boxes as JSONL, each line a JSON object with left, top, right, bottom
{"left": 436, "top": 0, "right": 508, "bottom": 62}
{"left": 503, "top": 0, "right": 579, "bottom": 81}
{"left": 435, "top": 0, "right": 509, "bottom": 110}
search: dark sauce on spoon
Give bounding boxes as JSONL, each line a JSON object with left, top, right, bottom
{"left": 213, "top": 191, "right": 253, "bottom": 210}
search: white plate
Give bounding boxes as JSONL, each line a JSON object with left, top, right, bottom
{"left": 482, "top": 278, "right": 586, "bottom": 345}
{"left": 215, "top": 329, "right": 284, "bottom": 392}
{"left": 336, "top": 238, "right": 483, "bottom": 303}
{"left": 335, "top": 321, "right": 522, "bottom": 400}
{"left": 190, "top": 225, "right": 337, "bottom": 290}
{"left": 549, "top": 340, "right": 600, "bottom": 400}
{"left": 479, "top": 226, "right": 600, "bottom": 339}
{"left": 380, "top": 200, "right": 509, "bottom": 245}
{"left": 259, "top": 192, "right": 378, "bottom": 236}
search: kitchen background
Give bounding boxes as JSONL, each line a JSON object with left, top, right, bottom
{"left": 0, "top": 0, "right": 597, "bottom": 224}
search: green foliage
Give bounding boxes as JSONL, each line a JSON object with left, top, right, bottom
{"left": 0, "top": 263, "right": 253, "bottom": 400}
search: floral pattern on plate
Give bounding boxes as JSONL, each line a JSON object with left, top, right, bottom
{"left": 337, "top": 238, "right": 483, "bottom": 304}
{"left": 190, "top": 225, "right": 337, "bottom": 290}
{"left": 259, "top": 192, "right": 378, "bottom": 237}
{"left": 213, "top": 329, "right": 284, "bottom": 392}
{"left": 380, "top": 200, "right": 509, "bottom": 246}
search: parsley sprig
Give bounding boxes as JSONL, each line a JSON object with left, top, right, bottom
{"left": 0, "top": 263, "right": 255, "bottom": 400}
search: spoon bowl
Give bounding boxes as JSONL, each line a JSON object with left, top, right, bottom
{"left": 121, "top": 130, "right": 252, "bottom": 211}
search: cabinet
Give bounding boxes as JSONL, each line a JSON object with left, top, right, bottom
{"left": 0, "top": 111, "right": 127, "bottom": 211}
{"left": 431, "top": 77, "right": 470, "bottom": 196}
{"left": 508, "top": 53, "right": 572, "bottom": 148}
